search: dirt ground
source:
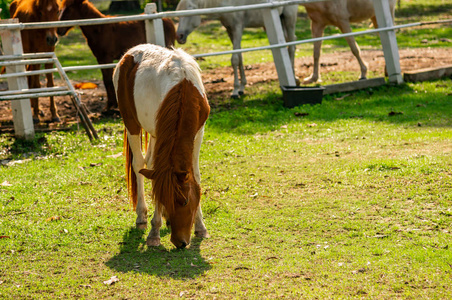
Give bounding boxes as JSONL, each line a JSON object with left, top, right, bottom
{"left": 0, "top": 47, "right": 451, "bottom": 132}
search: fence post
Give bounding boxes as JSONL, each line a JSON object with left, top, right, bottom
{"left": 0, "top": 19, "right": 35, "bottom": 140}
{"left": 372, "top": 0, "right": 403, "bottom": 84}
{"left": 262, "top": 6, "right": 296, "bottom": 87}
{"left": 144, "top": 3, "right": 165, "bottom": 47}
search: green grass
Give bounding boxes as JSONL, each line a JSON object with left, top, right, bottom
{"left": 1, "top": 78, "right": 451, "bottom": 298}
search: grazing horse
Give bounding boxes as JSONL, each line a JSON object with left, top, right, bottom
{"left": 302, "top": 0, "right": 396, "bottom": 83}
{"left": 113, "top": 44, "right": 210, "bottom": 249}
{"left": 10, "top": 0, "right": 61, "bottom": 123}
{"left": 57, "top": 0, "right": 176, "bottom": 111}
{"left": 176, "top": 0, "right": 298, "bottom": 98}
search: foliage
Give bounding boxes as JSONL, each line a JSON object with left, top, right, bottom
{"left": 0, "top": 0, "right": 12, "bottom": 19}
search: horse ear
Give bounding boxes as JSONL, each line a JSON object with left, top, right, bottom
{"left": 139, "top": 168, "right": 155, "bottom": 180}
{"left": 175, "top": 171, "right": 189, "bottom": 183}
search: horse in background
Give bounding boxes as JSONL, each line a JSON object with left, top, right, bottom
{"left": 176, "top": 0, "right": 298, "bottom": 99}
{"left": 58, "top": 0, "right": 176, "bottom": 112}
{"left": 302, "top": 0, "right": 396, "bottom": 83}
{"left": 113, "top": 44, "right": 210, "bottom": 249}
{"left": 10, "top": 0, "right": 61, "bottom": 123}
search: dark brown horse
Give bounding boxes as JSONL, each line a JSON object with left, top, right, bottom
{"left": 10, "top": 0, "right": 61, "bottom": 123}
{"left": 57, "top": 0, "right": 176, "bottom": 111}
{"left": 113, "top": 44, "right": 210, "bottom": 249}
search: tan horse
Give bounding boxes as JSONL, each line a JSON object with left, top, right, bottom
{"left": 113, "top": 44, "right": 210, "bottom": 249}
{"left": 302, "top": 0, "right": 396, "bottom": 83}
{"left": 58, "top": 0, "right": 176, "bottom": 112}
{"left": 10, "top": 0, "right": 61, "bottom": 123}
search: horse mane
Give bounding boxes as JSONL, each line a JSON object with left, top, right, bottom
{"left": 151, "top": 78, "right": 209, "bottom": 215}
{"left": 12, "top": 0, "right": 61, "bottom": 19}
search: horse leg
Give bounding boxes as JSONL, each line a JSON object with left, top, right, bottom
{"left": 144, "top": 134, "right": 155, "bottom": 169}
{"left": 147, "top": 203, "right": 162, "bottom": 247}
{"left": 303, "top": 21, "right": 325, "bottom": 84}
{"left": 101, "top": 68, "right": 118, "bottom": 111}
{"left": 126, "top": 132, "right": 148, "bottom": 230}
{"left": 337, "top": 22, "right": 368, "bottom": 80}
{"left": 281, "top": 6, "right": 299, "bottom": 85}
{"left": 192, "top": 127, "right": 209, "bottom": 238}
{"left": 226, "top": 26, "right": 246, "bottom": 98}
{"left": 45, "top": 63, "right": 60, "bottom": 122}
{"left": 27, "top": 65, "right": 41, "bottom": 123}
{"left": 371, "top": 16, "right": 388, "bottom": 77}
{"left": 142, "top": 134, "right": 162, "bottom": 246}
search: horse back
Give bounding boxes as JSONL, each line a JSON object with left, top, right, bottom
{"left": 115, "top": 44, "right": 206, "bottom": 136}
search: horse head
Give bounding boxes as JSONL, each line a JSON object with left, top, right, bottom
{"left": 11, "top": 0, "right": 61, "bottom": 47}
{"left": 139, "top": 168, "right": 201, "bottom": 249}
{"left": 57, "top": 0, "right": 84, "bottom": 36}
{"left": 175, "top": 0, "right": 201, "bottom": 44}
{"left": 36, "top": 0, "right": 61, "bottom": 46}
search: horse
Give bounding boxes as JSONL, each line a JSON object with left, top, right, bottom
{"left": 10, "top": 0, "right": 61, "bottom": 123}
{"left": 113, "top": 44, "right": 210, "bottom": 249}
{"left": 176, "top": 0, "right": 298, "bottom": 98}
{"left": 302, "top": 0, "right": 396, "bottom": 83}
{"left": 57, "top": 0, "right": 177, "bottom": 112}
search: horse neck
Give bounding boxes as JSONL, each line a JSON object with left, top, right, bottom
{"left": 77, "top": 1, "right": 106, "bottom": 38}
{"left": 150, "top": 78, "right": 208, "bottom": 213}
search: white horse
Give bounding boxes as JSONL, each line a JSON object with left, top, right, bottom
{"left": 302, "top": 0, "right": 396, "bottom": 83}
{"left": 176, "top": 0, "right": 298, "bottom": 98}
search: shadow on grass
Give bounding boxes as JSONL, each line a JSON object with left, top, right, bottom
{"left": 396, "top": 2, "right": 452, "bottom": 18}
{"left": 105, "top": 227, "right": 212, "bottom": 279}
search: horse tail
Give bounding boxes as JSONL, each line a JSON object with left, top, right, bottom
{"left": 124, "top": 128, "right": 139, "bottom": 210}
{"left": 151, "top": 78, "right": 209, "bottom": 214}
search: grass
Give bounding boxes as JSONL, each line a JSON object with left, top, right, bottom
{"left": 1, "top": 0, "right": 452, "bottom": 298}
{"left": 1, "top": 78, "right": 451, "bottom": 298}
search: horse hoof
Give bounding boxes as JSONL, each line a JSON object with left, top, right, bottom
{"left": 238, "top": 91, "right": 244, "bottom": 96}
{"left": 52, "top": 117, "right": 61, "bottom": 123}
{"left": 230, "top": 94, "right": 239, "bottom": 99}
{"left": 359, "top": 77, "right": 367, "bottom": 81}
{"left": 195, "top": 230, "right": 210, "bottom": 239}
{"left": 146, "top": 237, "right": 161, "bottom": 247}
{"left": 136, "top": 222, "right": 147, "bottom": 230}
{"left": 302, "top": 76, "right": 320, "bottom": 85}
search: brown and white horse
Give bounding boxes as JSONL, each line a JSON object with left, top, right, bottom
{"left": 10, "top": 0, "right": 61, "bottom": 123}
{"left": 113, "top": 44, "right": 210, "bottom": 249}
{"left": 302, "top": 0, "right": 396, "bottom": 83}
{"left": 58, "top": 0, "right": 177, "bottom": 112}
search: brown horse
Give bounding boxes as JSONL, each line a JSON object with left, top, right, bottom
{"left": 57, "top": 0, "right": 176, "bottom": 112}
{"left": 113, "top": 44, "right": 210, "bottom": 249}
{"left": 10, "top": 0, "right": 61, "bottom": 123}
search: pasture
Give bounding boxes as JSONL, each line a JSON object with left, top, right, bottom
{"left": 1, "top": 0, "right": 452, "bottom": 298}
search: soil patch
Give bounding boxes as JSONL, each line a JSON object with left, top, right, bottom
{"left": 1, "top": 47, "right": 451, "bottom": 132}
